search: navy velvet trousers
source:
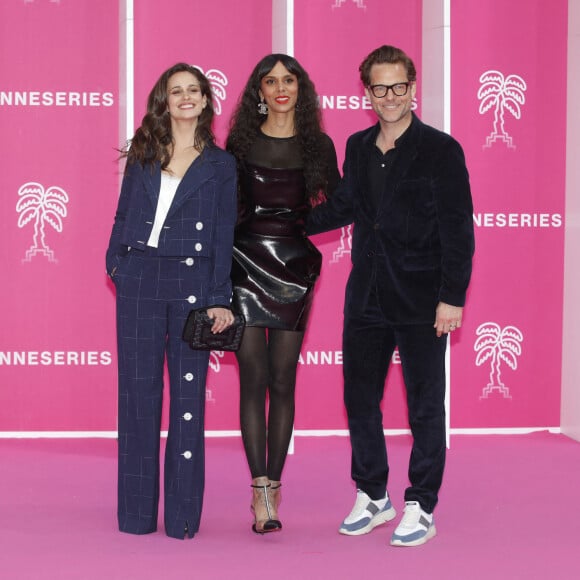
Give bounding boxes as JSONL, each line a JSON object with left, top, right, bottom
{"left": 113, "top": 249, "right": 210, "bottom": 538}
{"left": 342, "top": 293, "right": 447, "bottom": 514}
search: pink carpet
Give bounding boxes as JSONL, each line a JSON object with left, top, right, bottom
{"left": 1, "top": 432, "right": 578, "bottom": 579}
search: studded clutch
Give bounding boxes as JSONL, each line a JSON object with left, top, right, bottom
{"left": 182, "top": 307, "right": 245, "bottom": 352}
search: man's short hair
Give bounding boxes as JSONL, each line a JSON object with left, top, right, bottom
{"left": 359, "top": 45, "right": 417, "bottom": 86}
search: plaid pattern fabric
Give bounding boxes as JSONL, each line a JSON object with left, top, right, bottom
{"left": 115, "top": 252, "right": 212, "bottom": 538}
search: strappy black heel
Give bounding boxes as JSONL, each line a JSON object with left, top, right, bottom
{"left": 250, "top": 477, "right": 282, "bottom": 534}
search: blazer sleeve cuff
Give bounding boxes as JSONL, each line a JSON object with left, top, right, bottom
{"left": 438, "top": 288, "right": 467, "bottom": 307}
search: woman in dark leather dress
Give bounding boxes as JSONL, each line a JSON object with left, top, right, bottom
{"left": 227, "top": 54, "right": 340, "bottom": 533}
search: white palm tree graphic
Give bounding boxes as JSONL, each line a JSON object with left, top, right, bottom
{"left": 474, "top": 322, "right": 523, "bottom": 399}
{"left": 478, "top": 70, "right": 526, "bottom": 149}
{"left": 16, "top": 181, "right": 69, "bottom": 263}
{"left": 206, "top": 351, "right": 225, "bottom": 404}
{"left": 194, "top": 66, "right": 228, "bottom": 116}
{"left": 209, "top": 350, "right": 224, "bottom": 373}
{"left": 332, "top": 0, "right": 367, "bottom": 9}
{"left": 330, "top": 225, "right": 352, "bottom": 264}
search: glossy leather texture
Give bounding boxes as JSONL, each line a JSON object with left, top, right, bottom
{"left": 232, "top": 164, "right": 322, "bottom": 331}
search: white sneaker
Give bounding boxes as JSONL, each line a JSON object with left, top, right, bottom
{"left": 390, "top": 501, "right": 436, "bottom": 547}
{"left": 339, "top": 489, "right": 396, "bottom": 536}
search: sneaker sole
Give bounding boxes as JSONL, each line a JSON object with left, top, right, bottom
{"left": 339, "top": 506, "right": 397, "bottom": 536}
{"left": 390, "top": 524, "right": 437, "bottom": 547}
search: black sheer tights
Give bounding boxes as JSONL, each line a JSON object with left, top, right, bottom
{"left": 236, "top": 326, "right": 305, "bottom": 481}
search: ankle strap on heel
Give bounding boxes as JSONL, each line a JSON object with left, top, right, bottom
{"left": 251, "top": 483, "right": 271, "bottom": 490}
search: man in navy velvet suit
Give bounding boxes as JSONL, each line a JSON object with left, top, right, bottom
{"left": 307, "top": 45, "right": 474, "bottom": 546}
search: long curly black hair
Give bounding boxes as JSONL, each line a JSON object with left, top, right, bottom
{"left": 226, "top": 54, "right": 329, "bottom": 202}
{"left": 122, "top": 62, "right": 215, "bottom": 170}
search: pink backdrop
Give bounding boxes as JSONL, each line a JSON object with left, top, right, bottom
{"left": 131, "top": 0, "right": 273, "bottom": 431}
{"left": 0, "top": 0, "right": 567, "bottom": 433}
{"left": 450, "top": 0, "right": 566, "bottom": 427}
{"left": 0, "top": 0, "right": 119, "bottom": 431}
{"left": 294, "top": 0, "right": 423, "bottom": 429}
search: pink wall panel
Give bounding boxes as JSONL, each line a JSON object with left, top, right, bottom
{"left": 293, "top": 0, "right": 423, "bottom": 429}
{"left": 0, "top": 0, "right": 120, "bottom": 431}
{"left": 133, "top": 0, "right": 273, "bottom": 148}
{"left": 132, "top": 0, "right": 272, "bottom": 431}
{"left": 0, "top": 0, "right": 567, "bottom": 434}
{"left": 450, "top": 0, "right": 567, "bottom": 427}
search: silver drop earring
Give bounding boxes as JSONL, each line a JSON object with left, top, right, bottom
{"left": 258, "top": 98, "right": 268, "bottom": 115}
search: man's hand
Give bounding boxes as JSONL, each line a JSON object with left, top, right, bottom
{"left": 434, "top": 302, "right": 464, "bottom": 337}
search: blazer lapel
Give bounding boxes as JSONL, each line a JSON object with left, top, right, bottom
{"left": 142, "top": 162, "right": 162, "bottom": 210}
{"left": 356, "top": 124, "right": 380, "bottom": 204}
{"left": 167, "top": 148, "right": 216, "bottom": 218}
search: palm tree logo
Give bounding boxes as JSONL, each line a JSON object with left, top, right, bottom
{"left": 16, "top": 181, "right": 69, "bottom": 263}
{"left": 330, "top": 225, "right": 352, "bottom": 264}
{"left": 209, "top": 351, "right": 224, "bottom": 373}
{"left": 193, "top": 66, "right": 228, "bottom": 116}
{"left": 478, "top": 70, "right": 527, "bottom": 149}
{"left": 332, "top": 0, "right": 367, "bottom": 9}
{"left": 474, "top": 322, "right": 524, "bottom": 399}
{"left": 205, "top": 351, "right": 226, "bottom": 404}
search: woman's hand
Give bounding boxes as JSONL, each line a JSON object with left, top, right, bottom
{"left": 206, "top": 307, "right": 235, "bottom": 334}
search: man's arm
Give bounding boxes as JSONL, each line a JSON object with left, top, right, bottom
{"left": 306, "top": 137, "right": 357, "bottom": 235}
{"left": 434, "top": 138, "right": 475, "bottom": 307}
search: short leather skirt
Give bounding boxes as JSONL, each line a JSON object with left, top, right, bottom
{"left": 231, "top": 231, "right": 322, "bottom": 331}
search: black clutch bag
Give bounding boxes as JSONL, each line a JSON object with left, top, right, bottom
{"left": 182, "top": 307, "right": 245, "bottom": 352}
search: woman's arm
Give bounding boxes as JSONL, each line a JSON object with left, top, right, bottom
{"left": 105, "top": 160, "right": 135, "bottom": 276}
{"left": 207, "top": 153, "right": 238, "bottom": 306}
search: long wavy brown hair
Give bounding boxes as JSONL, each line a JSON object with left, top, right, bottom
{"left": 122, "top": 63, "right": 215, "bottom": 170}
{"left": 226, "top": 54, "right": 329, "bottom": 202}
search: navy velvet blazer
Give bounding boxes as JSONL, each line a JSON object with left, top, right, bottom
{"left": 106, "top": 145, "right": 237, "bottom": 307}
{"left": 307, "top": 114, "right": 475, "bottom": 324}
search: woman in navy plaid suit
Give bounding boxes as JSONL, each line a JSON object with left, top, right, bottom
{"left": 106, "top": 63, "right": 237, "bottom": 539}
